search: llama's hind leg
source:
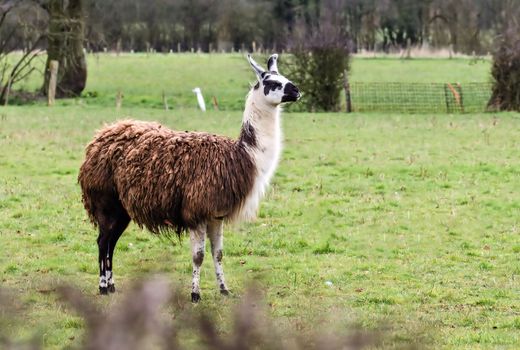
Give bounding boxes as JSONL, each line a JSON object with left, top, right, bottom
{"left": 95, "top": 195, "right": 130, "bottom": 295}
{"left": 97, "top": 229, "right": 110, "bottom": 295}
{"left": 106, "top": 209, "right": 130, "bottom": 293}
{"left": 190, "top": 225, "right": 206, "bottom": 303}
{"left": 207, "top": 219, "right": 229, "bottom": 296}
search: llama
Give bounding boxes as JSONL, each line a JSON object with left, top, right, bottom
{"left": 78, "top": 54, "right": 300, "bottom": 302}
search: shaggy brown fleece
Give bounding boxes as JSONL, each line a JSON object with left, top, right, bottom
{"left": 78, "top": 120, "right": 257, "bottom": 235}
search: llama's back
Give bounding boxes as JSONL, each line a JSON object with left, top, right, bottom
{"left": 78, "top": 120, "right": 256, "bottom": 234}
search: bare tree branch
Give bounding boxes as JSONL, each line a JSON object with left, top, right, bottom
{"left": 7, "top": 34, "right": 42, "bottom": 79}
{"left": 0, "top": 34, "right": 43, "bottom": 102}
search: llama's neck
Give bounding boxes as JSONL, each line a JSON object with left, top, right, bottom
{"left": 240, "top": 90, "right": 282, "bottom": 179}
{"left": 236, "top": 90, "right": 282, "bottom": 220}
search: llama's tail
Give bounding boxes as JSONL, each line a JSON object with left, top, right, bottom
{"left": 79, "top": 187, "right": 100, "bottom": 227}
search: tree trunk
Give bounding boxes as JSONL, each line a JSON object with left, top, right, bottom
{"left": 43, "top": 0, "right": 87, "bottom": 98}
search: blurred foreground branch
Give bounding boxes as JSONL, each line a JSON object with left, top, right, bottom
{"left": 1, "top": 276, "right": 421, "bottom": 350}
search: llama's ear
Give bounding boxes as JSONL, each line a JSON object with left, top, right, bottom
{"left": 267, "top": 54, "right": 278, "bottom": 73}
{"left": 247, "top": 54, "right": 265, "bottom": 81}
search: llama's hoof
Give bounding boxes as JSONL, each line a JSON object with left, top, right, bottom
{"left": 220, "top": 289, "right": 230, "bottom": 296}
{"left": 99, "top": 286, "right": 108, "bottom": 295}
{"left": 191, "top": 292, "right": 201, "bottom": 303}
{"left": 108, "top": 284, "right": 116, "bottom": 293}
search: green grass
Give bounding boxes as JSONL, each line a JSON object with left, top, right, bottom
{"left": 13, "top": 53, "right": 492, "bottom": 111}
{"left": 0, "top": 104, "right": 519, "bottom": 349}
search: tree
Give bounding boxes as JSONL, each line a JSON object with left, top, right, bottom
{"left": 42, "top": 0, "right": 87, "bottom": 98}
{"left": 488, "top": 2, "right": 520, "bottom": 111}
{"left": 0, "top": 0, "right": 515, "bottom": 57}
{"left": 0, "top": 1, "right": 46, "bottom": 104}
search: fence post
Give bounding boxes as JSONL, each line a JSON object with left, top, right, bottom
{"left": 162, "top": 90, "right": 169, "bottom": 110}
{"left": 343, "top": 69, "right": 352, "bottom": 113}
{"left": 446, "top": 83, "right": 463, "bottom": 113}
{"left": 456, "top": 83, "right": 464, "bottom": 113}
{"left": 116, "top": 90, "right": 123, "bottom": 110}
{"left": 444, "top": 83, "right": 451, "bottom": 113}
{"left": 47, "top": 60, "right": 59, "bottom": 106}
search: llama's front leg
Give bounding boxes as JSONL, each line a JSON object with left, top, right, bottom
{"left": 207, "top": 219, "right": 230, "bottom": 295}
{"left": 190, "top": 226, "right": 206, "bottom": 303}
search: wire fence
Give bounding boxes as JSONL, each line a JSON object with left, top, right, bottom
{"left": 348, "top": 82, "right": 492, "bottom": 113}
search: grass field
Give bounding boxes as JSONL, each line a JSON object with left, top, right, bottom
{"left": 1, "top": 100, "right": 519, "bottom": 348}
{"left": 14, "top": 53, "right": 492, "bottom": 111}
{"left": 1, "top": 54, "right": 518, "bottom": 348}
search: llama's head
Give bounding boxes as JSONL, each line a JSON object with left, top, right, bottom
{"left": 248, "top": 54, "right": 300, "bottom": 106}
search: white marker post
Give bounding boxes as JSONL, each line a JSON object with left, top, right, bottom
{"left": 192, "top": 87, "right": 206, "bottom": 112}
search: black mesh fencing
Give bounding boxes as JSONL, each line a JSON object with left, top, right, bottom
{"left": 348, "top": 82, "right": 492, "bottom": 113}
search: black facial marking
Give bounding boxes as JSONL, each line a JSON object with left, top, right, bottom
{"left": 239, "top": 121, "right": 257, "bottom": 147}
{"left": 263, "top": 79, "right": 283, "bottom": 96}
{"left": 254, "top": 81, "right": 260, "bottom": 90}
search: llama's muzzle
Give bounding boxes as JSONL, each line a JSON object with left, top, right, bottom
{"left": 282, "top": 82, "right": 301, "bottom": 102}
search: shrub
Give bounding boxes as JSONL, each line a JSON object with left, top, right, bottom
{"left": 288, "top": 22, "right": 351, "bottom": 112}
{"left": 488, "top": 25, "right": 520, "bottom": 111}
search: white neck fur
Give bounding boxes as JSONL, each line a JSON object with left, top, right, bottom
{"left": 237, "top": 89, "right": 282, "bottom": 221}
